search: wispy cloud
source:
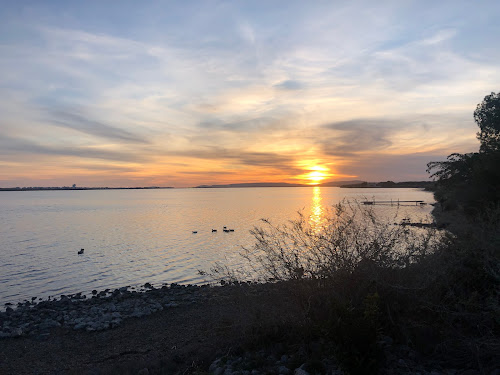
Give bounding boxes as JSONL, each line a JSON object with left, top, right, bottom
{"left": 0, "top": 135, "right": 150, "bottom": 163}
{"left": 0, "top": 1, "right": 498, "bottom": 186}
{"left": 46, "top": 109, "right": 150, "bottom": 144}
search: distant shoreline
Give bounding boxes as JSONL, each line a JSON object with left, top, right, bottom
{"left": 194, "top": 180, "right": 363, "bottom": 188}
{"left": 0, "top": 186, "right": 173, "bottom": 192}
{"left": 0, "top": 180, "right": 435, "bottom": 191}
{"left": 340, "top": 181, "right": 435, "bottom": 190}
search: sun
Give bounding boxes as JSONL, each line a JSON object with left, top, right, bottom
{"left": 307, "top": 170, "right": 327, "bottom": 184}
{"left": 295, "top": 161, "right": 334, "bottom": 185}
{"left": 302, "top": 165, "right": 330, "bottom": 185}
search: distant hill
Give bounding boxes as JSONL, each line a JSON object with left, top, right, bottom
{"left": 195, "top": 182, "right": 306, "bottom": 188}
{"left": 319, "top": 180, "right": 365, "bottom": 187}
{"left": 340, "top": 181, "right": 436, "bottom": 189}
{"left": 0, "top": 186, "right": 172, "bottom": 191}
{"left": 194, "top": 180, "right": 365, "bottom": 188}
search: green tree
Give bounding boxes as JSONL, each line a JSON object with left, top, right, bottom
{"left": 474, "top": 92, "right": 500, "bottom": 153}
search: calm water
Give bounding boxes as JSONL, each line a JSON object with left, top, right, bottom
{"left": 0, "top": 187, "right": 434, "bottom": 305}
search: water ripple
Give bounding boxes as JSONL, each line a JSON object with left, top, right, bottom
{"left": 0, "top": 188, "right": 434, "bottom": 305}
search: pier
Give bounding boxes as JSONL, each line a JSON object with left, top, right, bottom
{"left": 362, "top": 200, "right": 426, "bottom": 206}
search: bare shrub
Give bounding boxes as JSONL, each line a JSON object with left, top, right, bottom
{"left": 212, "top": 201, "right": 440, "bottom": 283}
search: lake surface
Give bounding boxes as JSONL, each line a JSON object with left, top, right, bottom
{"left": 0, "top": 187, "right": 434, "bottom": 305}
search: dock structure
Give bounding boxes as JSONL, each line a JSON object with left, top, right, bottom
{"left": 362, "top": 200, "right": 426, "bottom": 206}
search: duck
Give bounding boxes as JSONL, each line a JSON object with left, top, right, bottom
{"left": 212, "top": 229, "right": 217, "bottom": 232}
{"left": 192, "top": 231, "right": 198, "bottom": 234}
{"left": 78, "top": 248, "right": 84, "bottom": 255}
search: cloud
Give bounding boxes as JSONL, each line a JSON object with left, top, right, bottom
{"left": 320, "top": 119, "right": 396, "bottom": 155}
{"left": 0, "top": 135, "right": 149, "bottom": 163}
{"left": 171, "top": 146, "right": 300, "bottom": 171}
{"left": 336, "top": 152, "right": 446, "bottom": 182}
{"left": 0, "top": 2, "right": 498, "bottom": 186}
{"left": 45, "top": 109, "right": 150, "bottom": 144}
{"left": 274, "top": 80, "right": 304, "bottom": 91}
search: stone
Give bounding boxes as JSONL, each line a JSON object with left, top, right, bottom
{"left": 73, "top": 323, "right": 86, "bottom": 330}
{"left": 11, "top": 327, "right": 23, "bottom": 337}
{"left": 379, "top": 335, "right": 393, "bottom": 346}
{"left": 279, "top": 366, "right": 290, "bottom": 374}
{"left": 460, "top": 371, "right": 480, "bottom": 375}
{"left": 209, "top": 359, "right": 221, "bottom": 372}
{"left": 294, "top": 368, "right": 310, "bottom": 375}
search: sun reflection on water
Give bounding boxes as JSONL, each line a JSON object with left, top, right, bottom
{"left": 310, "top": 186, "right": 326, "bottom": 232}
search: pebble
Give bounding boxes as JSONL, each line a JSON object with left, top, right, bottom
{"left": 0, "top": 283, "right": 208, "bottom": 338}
{"left": 294, "top": 368, "right": 310, "bottom": 375}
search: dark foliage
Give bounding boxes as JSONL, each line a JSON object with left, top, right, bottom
{"left": 475, "top": 92, "right": 500, "bottom": 153}
{"left": 428, "top": 92, "right": 500, "bottom": 215}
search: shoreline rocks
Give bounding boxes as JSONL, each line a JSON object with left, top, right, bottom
{"left": 0, "top": 282, "right": 210, "bottom": 338}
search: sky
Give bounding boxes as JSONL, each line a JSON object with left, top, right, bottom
{"left": 0, "top": 1, "right": 499, "bottom": 187}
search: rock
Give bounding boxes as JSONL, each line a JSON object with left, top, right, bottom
{"left": 294, "top": 368, "right": 310, "bottom": 375}
{"left": 379, "top": 335, "right": 394, "bottom": 346}
{"left": 11, "top": 327, "right": 23, "bottom": 337}
{"left": 73, "top": 323, "right": 86, "bottom": 330}
{"left": 209, "top": 359, "right": 221, "bottom": 372}
{"left": 460, "top": 371, "right": 480, "bottom": 375}
{"left": 0, "top": 331, "right": 11, "bottom": 338}
{"left": 279, "top": 366, "right": 290, "bottom": 374}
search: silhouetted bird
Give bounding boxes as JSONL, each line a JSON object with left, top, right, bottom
{"left": 212, "top": 229, "right": 217, "bottom": 232}
{"left": 78, "top": 248, "right": 84, "bottom": 255}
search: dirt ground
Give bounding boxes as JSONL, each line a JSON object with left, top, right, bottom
{"left": 0, "top": 284, "right": 301, "bottom": 374}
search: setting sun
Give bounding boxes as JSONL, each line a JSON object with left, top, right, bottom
{"left": 307, "top": 170, "right": 327, "bottom": 184}
{"left": 296, "top": 164, "right": 331, "bottom": 185}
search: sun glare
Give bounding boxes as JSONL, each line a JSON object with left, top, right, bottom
{"left": 295, "top": 161, "right": 334, "bottom": 185}
{"left": 308, "top": 171, "right": 326, "bottom": 183}
{"left": 302, "top": 165, "right": 330, "bottom": 185}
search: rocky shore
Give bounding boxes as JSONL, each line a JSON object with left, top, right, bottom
{"left": 1, "top": 281, "right": 495, "bottom": 374}
{"left": 0, "top": 283, "right": 209, "bottom": 339}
